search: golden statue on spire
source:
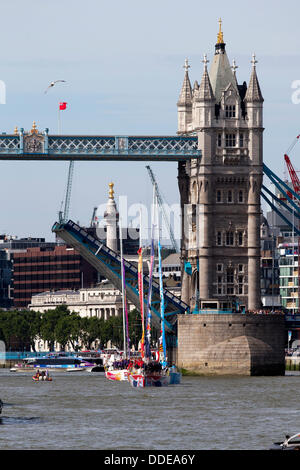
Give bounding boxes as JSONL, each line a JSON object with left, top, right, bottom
{"left": 217, "top": 18, "right": 224, "bottom": 44}
{"left": 109, "top": 182, "right": 115, "bottom": 199}
{"left": 30, "top": 121, "right": 39, "bottom": 134}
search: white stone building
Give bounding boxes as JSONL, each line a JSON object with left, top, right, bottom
{"left": 29, "top": 279, "right": 136, "bottom": 319}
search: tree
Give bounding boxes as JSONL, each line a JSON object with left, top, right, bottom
{"left": 40, "top": 306, "right": 69, "bottom": 351}
{"left": 80, "top": 316, "right": 104, "bottom": 349}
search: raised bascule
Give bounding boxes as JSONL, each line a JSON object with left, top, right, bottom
{"left": 2, "top": 21, "right": 298, "bottom": 374}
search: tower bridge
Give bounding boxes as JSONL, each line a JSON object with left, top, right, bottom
{"left": 1, "top": 21, "right": 300, "bottom": 361}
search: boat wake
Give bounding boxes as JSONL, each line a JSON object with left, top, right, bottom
{"left": 0, "top": 416, "right": 41, "bottom": 426}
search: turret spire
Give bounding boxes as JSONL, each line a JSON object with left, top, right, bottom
{"left": 217, "top": 18, "right": 224, "bottom": 44}
{"left": 177, "top": 58, "right": 193, "bottom": 105}
{"left": 197, "top": 54, "right": 215, "bottom": 102}
{"left": 202, "top": 54, "right": 209, "bottom": 69}
{"left": 245, "top": 53, "right": 264, "bottom": 102}
{"left": 232, "top": 59, "right": 239, "bottom": 86}
{"left": 251, "top": 53, "right": 258, "bottom": 68}
{"left": 184, "top": 58, "right": 190, "bottom": 73}
{"left": 215, "top": 18, "right": 226, "bottom": 55}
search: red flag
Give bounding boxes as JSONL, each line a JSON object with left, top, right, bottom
{"left": 59, "top": 102, "right": 67, "bottom": 110}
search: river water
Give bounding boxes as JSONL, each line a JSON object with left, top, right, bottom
{"left": 0, "top": 369, "right": 299, "bottom": 450}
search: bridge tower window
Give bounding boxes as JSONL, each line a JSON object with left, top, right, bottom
{"left": 225, "top": 134, "right": 236, "bottom": 147}
{"left": 225, "top": 105, "right": 236, "bottom": 118}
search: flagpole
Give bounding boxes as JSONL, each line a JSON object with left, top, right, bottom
{"left": 58, "top": 106, "right": 61, "bottom": 134}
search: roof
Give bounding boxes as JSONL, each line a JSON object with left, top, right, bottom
{"left": 197, "top": 66, "right": 215, "bottom": 102}
{"left": 33, "top": 290, "right": 79, "bottom": 297}
{"left": 209, "top": 47, "right": 238, "bottom": 103}
{"left": 177, "top": 70, "right": 193, "bottom": 106}
{"left": 162, "top": 253, "right": 180, "bottom": 266}
{"left": 245, "top": 66, "right": 264, "bottom": 102}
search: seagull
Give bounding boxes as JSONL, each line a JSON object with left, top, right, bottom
{"left": 44, "top": 80, "right": 66, "bottom": 94}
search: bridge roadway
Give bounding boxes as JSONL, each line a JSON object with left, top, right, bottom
{"left": 0, "top": 129, "right": 201, "bottom": 161}
{"left": 52, "top": 220, "right": 190, "bottom": 336}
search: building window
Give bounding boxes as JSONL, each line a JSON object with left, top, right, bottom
{"left": 238, "top": 276, "right": 244, "bottom": 295}
{"left": 225, "top": 134, "right": 236, "bottom": 147}
{"left": 238, "top": 231, "right": 244, "bottom": 246}
{"left": 217, "top": 264, "right": 223, "bottom": 273}
{"left": 191, "top": 204, "right": 197, "bottom": 232}
{"left": 216, "top": 190, "right": 222, "bottom": 203}
{"left": 225, "top": 105, "right": 236, "bottom": 118}
{"left": 226, "top": 232, "right": 234, "bottom": 246}
{"left": 238, "top": 190, "right": 244, "bottom": 203}
{"left": 227, "top": 190, "right": 233, "bottom": 203}
{"left": 217, "top": 134, "right": 222, "bottom": 147}
{"left": 238, "top": 264, "right": 244, "bottom": 273}
{"left": 239, "top": 133, "right": 244, "bottom": 147}
{"left": 217, "top": 232, "right": 222, "bottom": 246}
{"left": 227, "top": 269, "right": 234, "bottom": 284}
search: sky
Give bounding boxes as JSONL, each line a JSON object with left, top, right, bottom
{"left": 1, "top": 0, "right": 300, "bottom": 240}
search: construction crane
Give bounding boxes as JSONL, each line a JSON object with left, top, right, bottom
{"left": 90, "top": 206, "right": 98, "bottom": 227}
{"left": 59, "top": 160, "right": 74, "bottom": 223}
{"left": 284, "top": 135, "right": 300, "bottom": 313}
{"left": 146, "top": 165, "right": 179, "bottom": 253}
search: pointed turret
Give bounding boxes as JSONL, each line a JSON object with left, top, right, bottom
{"left": 245, "top": 54, "right": 264, "bottom": 102}
{"left": 197, "top": 54, "right": 215, "bottom": 102}
{"left": 177, "top": 58, "right": 193, "bottom": 105}
{"left": 177, "top": 59, "right": 193, "bottom": 134}
{"left": 231, "top": 59, "right": 239, "bottom": 87}
{"left": 209, "top": 19, "right": 238, "bottom": 102}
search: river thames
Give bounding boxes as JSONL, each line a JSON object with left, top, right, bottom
{"left": 0, "top": 369, "right": 299, "bottom": 450}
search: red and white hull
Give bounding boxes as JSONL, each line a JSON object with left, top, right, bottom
{"left": 128, "top": 372, "right": 170, "bottom": 388}
{"left": 105, "top": 369, "right": 128, "bottom": 382}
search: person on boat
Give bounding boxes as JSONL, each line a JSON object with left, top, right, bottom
{"left": 41, "top": 371, "right": 45, "bottom": 380}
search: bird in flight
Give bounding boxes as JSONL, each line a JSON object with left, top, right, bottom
{"left": 44, "top": 80, "right": 66, "bottom": 94}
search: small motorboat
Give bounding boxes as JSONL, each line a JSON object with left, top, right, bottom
{"left": 32, "top": 373, "right": 52, "bottom": 382}
{"left": 271, "top": 433, "right": 300, "bottom": 450}
{"left": 0, "top": 399, "right": 3, "bottom": 415}
{"left": 10, "top": 368, "right": 17, "bottom": 372}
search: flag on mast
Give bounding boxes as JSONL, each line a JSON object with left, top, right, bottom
{"left": 137, "top": 247, "right": 145, "bottom": 359}
{"left": 145, "top": 236, "right": 155, "bottom": 359}
{"left": 158, "top": 240, "right": 167, "bottom": 367}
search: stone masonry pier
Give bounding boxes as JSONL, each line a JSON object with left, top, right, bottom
{"left": 177, "top": 314, "right": 286, "bottom": 376}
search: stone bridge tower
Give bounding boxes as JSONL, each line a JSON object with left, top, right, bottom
{"left": 177, "top": 21, "right": 263, "bottom": 312}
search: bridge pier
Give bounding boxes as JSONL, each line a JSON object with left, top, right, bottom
{"left": 177, "top": 314, "right": 286, "bottom": 376}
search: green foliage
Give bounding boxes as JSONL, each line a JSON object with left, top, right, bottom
{"left": 0, "top": 305, "right": 144, "bottom": 351}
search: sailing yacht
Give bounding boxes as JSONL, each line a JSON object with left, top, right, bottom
{"left": 127, "top": 206, "right": 170, "bottom": 388}
{"left": 105, "top": 221, "right": 130, "bottom": 382}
